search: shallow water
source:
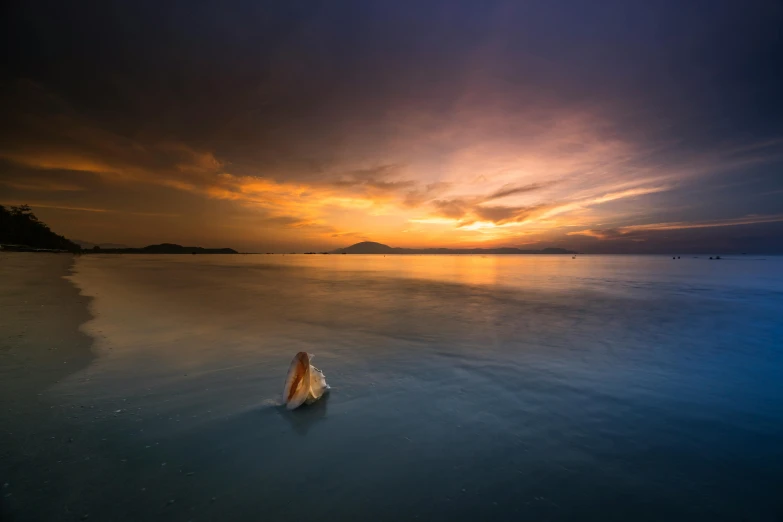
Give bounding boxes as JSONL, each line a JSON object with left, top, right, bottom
{"left": 18, "top": 255, "right": 783, "bottom": 520}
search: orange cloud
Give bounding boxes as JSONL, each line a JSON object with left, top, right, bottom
{"left": 569, "top": 213, "right": 783, "bottom": 240}
{"left": 0, "top": 150, "right": 120, "bottom": 176}
{"left": 4, "top": 81, "right": 782, "bottom": 249}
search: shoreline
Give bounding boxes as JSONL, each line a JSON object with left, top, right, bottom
{"left": 0, "top": 252, "right": 95, "bottom": 518}
{"left": 0, "top": 252, "right": 95, "bottom": 395}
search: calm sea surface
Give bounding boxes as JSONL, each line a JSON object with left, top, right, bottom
{"left": 18, "top": 255, "right": 783, "bottom": 520}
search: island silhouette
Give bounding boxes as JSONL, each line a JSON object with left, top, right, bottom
{"left": 331, "top": 241, "right": 577, "bottom": 255}
{"left": 87, "top": 243, "right": 238, "bottom": 254}
{"left": 1, "top": 205, "right": 236, "bottom": 254}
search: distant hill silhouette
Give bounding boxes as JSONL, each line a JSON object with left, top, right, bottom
{"left": 1, "top": 204, "right": 238, "bottom": 254}
{"left": 336, "top": 241, "right": 395, "bottom": 254}
{"left": 0, "top": 205, "right": 80, "bottom": 252}
{"left": 332, "top": 241, "right": 576, "bottom": 255}
{"left": 88, "top": 243, "right": 238, "bottom": 254}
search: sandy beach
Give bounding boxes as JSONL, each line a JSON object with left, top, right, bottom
{"left": 0, "top": 253, "right": 94, "bottom": 520}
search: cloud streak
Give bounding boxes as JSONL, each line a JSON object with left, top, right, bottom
{"left": 569, "top": 214, "right": 783, "bottom": 240}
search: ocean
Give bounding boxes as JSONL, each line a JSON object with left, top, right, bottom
{"left": 2, "top": 253, "right": 783, "bottom": 521}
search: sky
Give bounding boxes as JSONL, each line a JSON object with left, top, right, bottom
{"left": 1, "top": 0, "right": 782, "bottom": 253}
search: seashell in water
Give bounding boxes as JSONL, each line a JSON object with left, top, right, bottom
{"left": 283, "top": 352, "right": 329, "bottom": 410}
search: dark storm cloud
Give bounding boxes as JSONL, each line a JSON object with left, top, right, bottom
{"left": 6, "top": 0, "right": 780, "bottom": 161}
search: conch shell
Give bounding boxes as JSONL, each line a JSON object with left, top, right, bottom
{"left": 283, "top": 352, "right": 329, "bottom": 410}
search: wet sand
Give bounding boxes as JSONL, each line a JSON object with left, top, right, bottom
{"left": 0, "top": 253, "right": 94, "bottom": 520}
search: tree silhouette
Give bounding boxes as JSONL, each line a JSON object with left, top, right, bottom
{"left": 0, "top": 204, "right": 80, "bottom": 252}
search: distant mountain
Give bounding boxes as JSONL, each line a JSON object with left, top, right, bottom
{"left": 332, "top": 241, "right": 577, "bottom": 255}
{"left": 0, "top": 204, "right": 80, "bottom": 252}
{"left": 88, "top": 243, "right": 238, "bottom": 254}
{"left": 335, "top": 241, "right": 395, "bottom": 254}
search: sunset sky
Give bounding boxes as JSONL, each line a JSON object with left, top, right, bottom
{"left": 2, "top": 0, "right": 782, "bottom": 253}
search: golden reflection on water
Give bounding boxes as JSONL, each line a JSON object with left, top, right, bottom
{"left": 253, "top": 253, "right": 594, "bottom": 289}
{"left": 65, "top": 253, "right": 776, "bottom": 393}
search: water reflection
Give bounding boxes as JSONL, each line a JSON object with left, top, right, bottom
{"left": 276, "top": 393, "right": 330, "bottom": 436}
